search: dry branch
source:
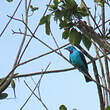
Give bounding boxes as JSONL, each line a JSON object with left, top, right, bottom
{"left": 76, "top": 20, "right": 110, "bottom": 53}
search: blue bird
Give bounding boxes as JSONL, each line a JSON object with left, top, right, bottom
{"left": 65, "top": 46, "right": 92, "bottom": 82}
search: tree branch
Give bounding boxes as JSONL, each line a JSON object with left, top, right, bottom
{"left": 0, "top": 0, "right": 23, "bottom": 37}
{"left": 76, "top": 20, "right": 110, "bottom": 53}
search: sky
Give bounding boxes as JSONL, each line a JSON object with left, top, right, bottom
{"left": 0, "top": 0, "right": 109, "bottom": 110}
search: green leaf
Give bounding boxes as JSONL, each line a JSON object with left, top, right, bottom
{"left": 62, "top": 29, "right": 70, "bottom": 39}
{"left": 65, "top": 0, "right": 78, "bottom": 8}
{"left": 105, "top": 106, "right": 110, "bottom": 110}
{"left": 46, "top": 15, "right": 51, "bottom": 23}
{"left": 59, "top": 20, "right": 67, "bottom": 29}
{"left": 82, "top": 35, "right": 91, "bottom": 50}
{"left": 79, "top": 7, "right": 89, "bottom": 16}
{"left": 94, "top": 0, "right": 106, "bottom": 3}
{"left": 45, "top": 15, "right": 51, "bottom": 35}
{"left": 48, "top": 0, "right": 59, "bottom": 10}
{"left": 48, "top": 5, "right": 57, "bottom": 10}
{"left": 80, "top": 1, "right": 85, "bottom": 8}
{"left": 40, "top": 15, "right": 51, "bottom": 35}
{"left": 7, "top": 0, "right": 13, "bottom": 2}
{"left": 45, "top": 21, "right": 50, "bottom": 35}
{"left": 94, "top": 0, "right": 101, "bottom": 3}
{"left": 40, "top": 15, "right": 51, "bottom": 25}
{"left": 53, "top": 0, "right": 59, "bottom": 6}
{"left": 30, "top": 5, "right": 38, "bottom": 12}
{"left": 11, "top": 79, "right": 16, "bottom": 98}
{"left": 54, "top": 10, "right": 64, "bottom": 22}
{"left": 69, "top": 28, "right": 82, "bottom": 46}
{"left": 59, "top": 105, "right": 67, "bottom": 110}
{"left": 99, "top": 3, "right": 103, "bottom": 6}
{"left": 11, "top": 80, "right": 15, "bottom": 89}
{"left": 0, "top": 93, "right": 8, "bottom": 100}
{"left": 40, "top": 16, "right": 47, "bottom": 25}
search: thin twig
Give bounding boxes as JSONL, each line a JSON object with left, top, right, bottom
{"left": 0, "top": 0, "right": 28, "bottom": 94}
{"left": 17, "top": 0, "right": 52, "bottom": 64}
{"left": 7, "top": 15, "right": 110, "bottom": 92}
{"left": 20, "top": 63, "right": 50, "bottom": 110}
{"left": 94, "top": 19, "right": 110, "bottom": 30}
{"left": 17, "top": 0, "right": 29, "bottom": 64}
{"left": 81, "top": 0, "right": 103, "bottom": 37}
{"left": 30, "top": 77, "right": 42, "bottom": 99}
{"left": 31, "top": 77, "right": 36, "bottom": 85}
{"left": 33, "top": 0, "right": 52, "bottom": 34}
{"left": 0, "top": 0, "right": 23, "bottom": 37}
{"left": 24, "top": 81, "right": 48, "bottom": 110}
{"left": 50, "top": 29, "right": 62, "bottom": 55}
{"left": 18, "top": 43, "right": 69, "bottom": 66}
{"left": 0, "top": 0, "right": 51, "bottom": 91}
{"left": 13, "top": 51, "right": 110, "bottom": 79}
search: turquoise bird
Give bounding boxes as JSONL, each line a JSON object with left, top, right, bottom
{"left": 65, "top": 46, "right": 92, "bottom": 82}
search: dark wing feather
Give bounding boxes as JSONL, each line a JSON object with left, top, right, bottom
{"left": 70, "top": 58, "right": 72, "bottom": 63}
{"left": 79, "top": 51, "right": 88, "bottom": 70}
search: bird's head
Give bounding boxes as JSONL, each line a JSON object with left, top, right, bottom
{"left": 64, "top": 46, "right": 76, "bottom": 54}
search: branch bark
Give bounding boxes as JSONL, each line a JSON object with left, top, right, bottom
{"left": 76, "top": 20, "right": 110, "bottom": 53}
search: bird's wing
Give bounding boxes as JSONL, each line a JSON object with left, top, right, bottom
{"left": 79, "top": 51, "right": 88, "bottom": 70}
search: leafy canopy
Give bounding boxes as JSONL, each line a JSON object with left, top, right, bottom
{"left": 40, "top": 0, "right": 91, "bottom": 50}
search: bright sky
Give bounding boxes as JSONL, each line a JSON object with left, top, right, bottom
{"left": 0, "top": 0, "right": 109, "bottom": 110}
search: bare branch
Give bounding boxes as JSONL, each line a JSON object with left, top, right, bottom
{"left": 20, "top": 63, "right": 50, "bottom": 110}
{"left": 23, "top": 81, "right": 48, "bottom": 110}
{"left": 0, "top": 0, "right": 23, "bottom": 37}
{"left": 76, "top": 20, "right": 110, "bottom": 53}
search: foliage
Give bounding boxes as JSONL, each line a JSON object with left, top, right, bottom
{"left": 30, "top": 5, "right": 39, "bottom": 12}
{"left": 82, "top": 34, "right": 91, "bottom": 50}
{"left": 6, "top": 0, "right": 13, "bottom": 2}
{"left": 59, "top": 105, "right": 67, "bottom": 110}
{"left": 40, "top": 0, "right": 92, "bottom": 50}
{"left": 40, "top": 15, "right": 51, "bottom": 35}
{"left": 105, "top": 106, "right": 110, "bottom": 110}
{"left": 11, "top": 79, "right": 16, "bottom": 97}
{"left": 69, "top": 28, "right": 82, "bottom": 46}
{"left": 59, "top": 105, "right": 77, "bottom": 110}
{"left": 1, "top": 0, "right": 110, "bottom": 109}
{"left": 0, "top": 93, "right": 8, "bottom": 100}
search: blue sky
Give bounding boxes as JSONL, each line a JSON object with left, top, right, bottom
{"left": 0, "top": 0, "right": 109, "bottom": 110}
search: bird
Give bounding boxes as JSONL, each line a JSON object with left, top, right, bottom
{"left": 65, "top": 46, "right": 92, "bottom": 82}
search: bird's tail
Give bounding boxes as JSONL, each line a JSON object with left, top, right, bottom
{"left": 84, "top": 73, "right": 92, "bottom": 83}
{"left": 77, "top": 66, "right": 92, "bottom": 83}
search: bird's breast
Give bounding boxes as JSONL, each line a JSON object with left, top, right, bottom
{"left": 70, "top": 52, "right": 83, "bottom": 66}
